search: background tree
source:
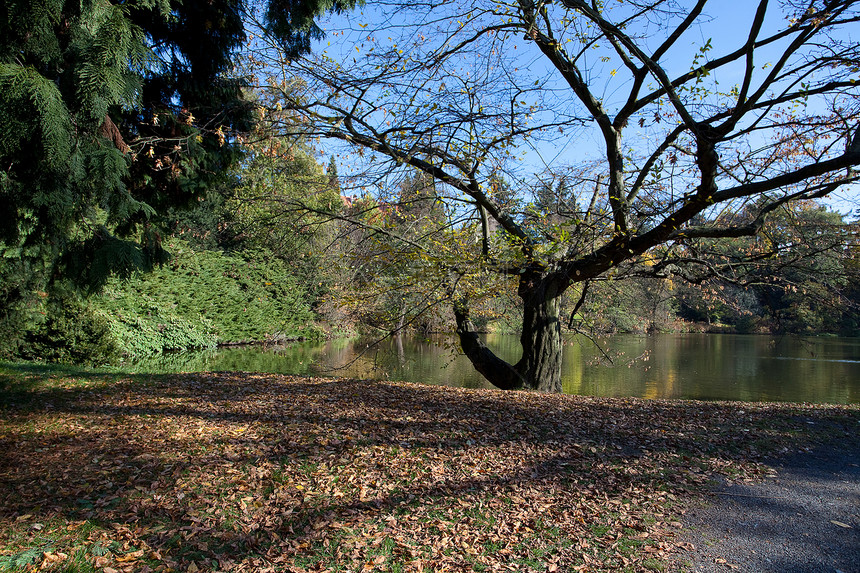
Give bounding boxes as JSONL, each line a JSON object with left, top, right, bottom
{"left": 680, "top": 202, "right": 857, "bottom": 333}
{"left": 260, "top": 0, "right": 860, "bottom": 391}
{"left": 224, "top": 128, "right": 345, "bottom": 320}
{"left": 342, "top": 170, "right": 456, "bottom": 333}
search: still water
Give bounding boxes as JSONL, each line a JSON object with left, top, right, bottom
{"left": 124, "top": 334, "right": 860, "bottom": 404}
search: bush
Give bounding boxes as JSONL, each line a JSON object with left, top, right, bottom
{"left": 19, "top": 291, "right": 119, "bottom": 365}
{"left": 93, "top": 239, "right": 317, "bottom": 355}
{"left": 96, "top": 308, "right": 217, "bottom": 357}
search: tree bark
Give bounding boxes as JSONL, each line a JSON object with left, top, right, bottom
{"left": 453, "top": 302, "right": 526, "bottom": 390}
{"left": 515, "top": 273, "right": 564, "bottom": 393}
{"left": 453, "top": 272, "right": 565, "bottom": 393}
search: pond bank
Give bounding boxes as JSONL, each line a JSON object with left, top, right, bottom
{"left": 1, "top": 367, "right": 858, "bottom": 572}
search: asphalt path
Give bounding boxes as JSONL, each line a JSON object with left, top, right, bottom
{"left": 673, "top": 441, "right": 860, "bottom": 573}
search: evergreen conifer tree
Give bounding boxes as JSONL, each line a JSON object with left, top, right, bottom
{"left": 327, "top": 155, "right": 340, "bottom": 191}
{"left": 0, "top": 0, "right": 357, "bottom": 354}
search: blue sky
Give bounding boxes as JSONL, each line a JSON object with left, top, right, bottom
{"left": 303, "top": 0, "right": 858, "bottom": 217}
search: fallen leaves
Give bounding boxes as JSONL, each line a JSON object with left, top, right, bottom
{"left": 0, "top": 371, "right": 857, "bottom": 572}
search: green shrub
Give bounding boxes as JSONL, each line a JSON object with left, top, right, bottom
{"left": 19, "top": 291, "right": 119, "bottom": 365}
{"left": 96, "top": 309, "right": 217, "bottom": 357}
{"left": 93, "top": 239, "right": 316, "bottom": 355}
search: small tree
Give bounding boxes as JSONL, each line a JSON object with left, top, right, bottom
{"left": 259, "top": 0, "right": 860, "bottom": 391}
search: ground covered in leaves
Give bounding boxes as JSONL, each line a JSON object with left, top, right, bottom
{"left": 1, "top": 364, "right": 857, "bottom": 572}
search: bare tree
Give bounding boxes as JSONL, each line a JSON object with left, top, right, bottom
{"left": 252, "top": 0, "right": 860, "bottom": 392}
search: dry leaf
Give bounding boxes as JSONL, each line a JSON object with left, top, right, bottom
{"left": 2, "top": 372, "right": 857, "bottom": 573}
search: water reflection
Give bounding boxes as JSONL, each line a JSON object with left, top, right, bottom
{"left": 122, "top": 333, "right": 860, "bottom": 404}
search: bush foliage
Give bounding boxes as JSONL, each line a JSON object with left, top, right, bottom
{"left": 95, "top": 239, "right": 318, "bottom": 355}
{"left": 18, "top": 289, "right": 119, "bottom": 365}
{"left": 14, "top": 239, "right": 318, "bottom": 361}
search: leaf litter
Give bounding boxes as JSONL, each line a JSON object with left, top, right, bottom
{"left": 0, "top": 371, "right": 857, "bottom": 572}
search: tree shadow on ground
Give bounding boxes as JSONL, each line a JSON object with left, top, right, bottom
{"left": 1, "top": 369, "right": 858, "bottom": 571}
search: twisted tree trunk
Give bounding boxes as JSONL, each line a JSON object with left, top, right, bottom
{"left": 515, "top": 273, "right": 564, "bottom": 392}
{"left": 454, "top": 271, "right": 564, "bottom": 392}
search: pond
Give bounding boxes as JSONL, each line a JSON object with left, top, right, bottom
{"left": 122, "top": 333, "right": 860, "bottom": 404}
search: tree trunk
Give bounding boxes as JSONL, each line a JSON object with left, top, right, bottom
{"left": 515, "top": 275, "right": 563, "bottom": 393}
{"left": 453, "top": 272, "right": 565, "bottom": 393}
{"left": 453, "top": 303, "right": 526, "bottom": 390}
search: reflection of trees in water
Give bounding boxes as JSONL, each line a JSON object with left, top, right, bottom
{"left": 317, "top": 335, "right": 494, "bottom": 388}
{"left": 123, "top": 350, "right": 221, "bottom": 373}
{"left": 124, "top": 334, "right": 859, "bottom": 403}
{"left": 126, "top": 342, "right": 329, "bottom": 375}
{"left": 308, "top": 337, "right": 406, "bottom": 380}
{"left": 564, "top": 334, "right": 859, "bottom": 403}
